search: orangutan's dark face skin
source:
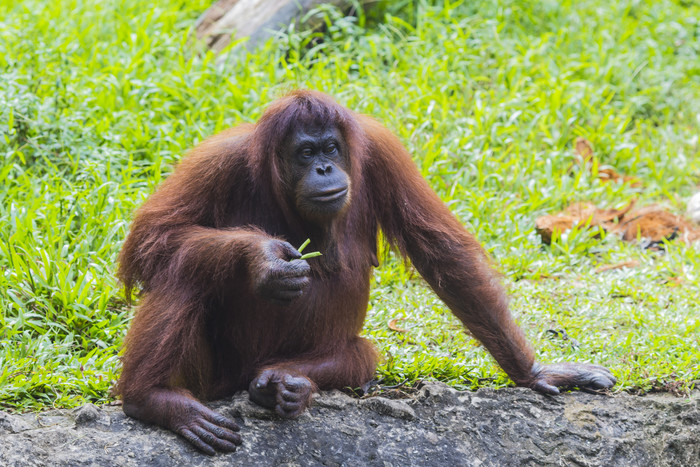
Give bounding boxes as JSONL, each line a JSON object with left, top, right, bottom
{"left": 283, "top": 125, "right": 351, "bottom": 222}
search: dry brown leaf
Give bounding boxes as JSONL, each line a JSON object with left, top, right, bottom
{"left": 571, "top": 137, "right": 641, "bottom": 186}
{"left": 623, "top": 176, "right": 642, "bottom": 187}
{"left": 575, "top": 137, "right": 594, "bottom": 163}
{"left": 562, "top": 201, "right": 634, "bottom": 224}
{"left": 535, "top": 215, "right": 581, "bottom": 245}
{"left": 564, "top": 202, "right": 598, "bottom": 220}
{"left": 595, "top": 260, "right": 640, "bottom": 274}
{"left": 598, "top": 167, "right": 621, "bottom": 181}
{"left": 388, "top": 318, "right": 408, "bottom": 333}
{"left": 598, "top": 167, "right": 642, "bottom": 187}
{"left": 596, "top": 200, "right": 636, "bottom": 225}
{"left": 535, "top": 200, "right": 700, "bottom": 244}
{"left": 536, "top": 201, "right": 634, "bottom": 244}
{"left": 613, "top": 206, "right": 697, "bottom": 242}
{"left": 536, "top": 201, "right": 700, "bottom": 245}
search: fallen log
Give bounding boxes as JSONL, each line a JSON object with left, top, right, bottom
{"left": 195, "top": 0, "right": 356, "bottom": 52}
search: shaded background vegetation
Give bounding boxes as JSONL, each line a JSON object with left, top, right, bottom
{"left": 0, "top": 0, "right": 698, "bottom": 410}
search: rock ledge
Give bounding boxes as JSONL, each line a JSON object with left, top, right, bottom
{"left": 1, "top": 384, "right": 697, "bottom": 466}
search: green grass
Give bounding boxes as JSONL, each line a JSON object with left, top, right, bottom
{"left": 1, "top": 0, "right": 699, "bottom": 410}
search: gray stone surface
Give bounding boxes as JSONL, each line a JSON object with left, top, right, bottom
{"left": 0, "top": 383, "right": 698, "bottom": 466}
